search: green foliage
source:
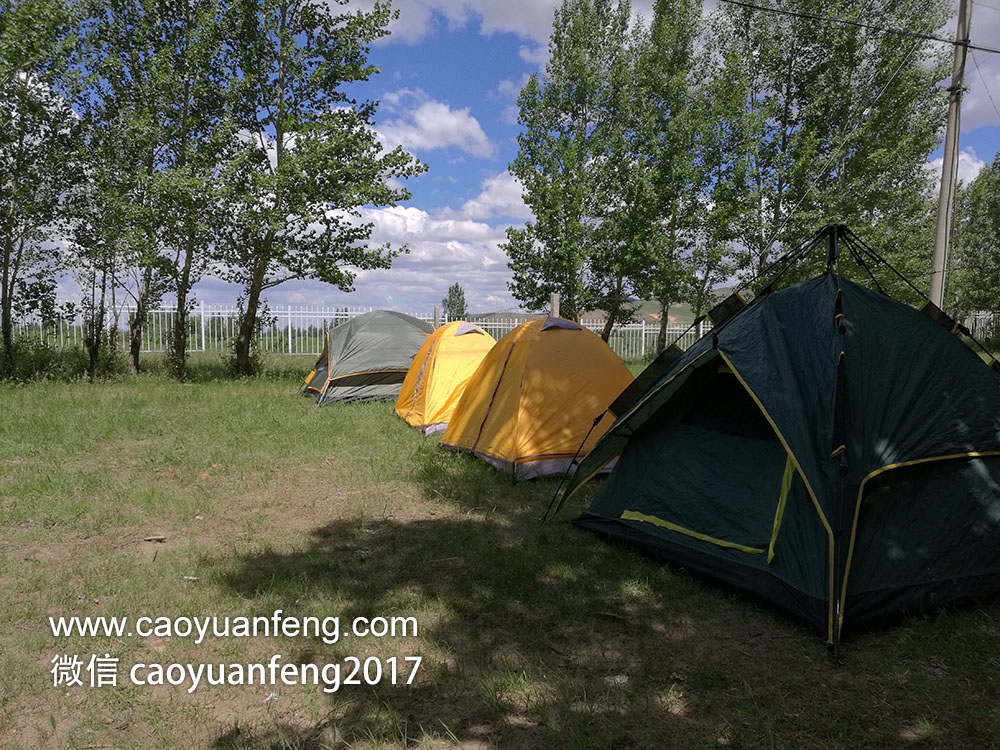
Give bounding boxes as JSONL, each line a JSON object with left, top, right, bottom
{"left": 505, "top": 0, "right": 634, "bottom": 322}
{"left": 951, "top": 155, "right": 1000, "bottom": 314}
{"left": 0, "top": 337, "right": 125, "bottom": 382}
{"left": 216, "top": 0, "right": 425, "bottom": 375}
{"left": 76, "top": 0, "right": 233, "bottom": 379}
{"left": 711, "top": 0, "right": 950, "bottom": 289}
{"left": 507, "top": 0, "right": 952, "bottom": 338}
{"left": 0, "top": 0, "right": 82, "bottom": 372}
{"left": 442, "top": 282, "right": 468, "bottom": 319}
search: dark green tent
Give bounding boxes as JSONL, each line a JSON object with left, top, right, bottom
{"left": 304, "top": 310, "right": 433, "bottom": 404}
{"left": 555, "top": 228, "right": 1000, "bottom": 651}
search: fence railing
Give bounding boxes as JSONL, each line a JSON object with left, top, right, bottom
{"left": 13, "top": 303, "right": 711, "bottom": 361}
{"left": 966, "top": 311, "right": 1000, "bottom": 344}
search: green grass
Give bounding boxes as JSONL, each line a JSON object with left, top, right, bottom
{"left": 1, "top": 361, "right": 998, "bottom": 748}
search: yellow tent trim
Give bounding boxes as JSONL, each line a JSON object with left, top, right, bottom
{"left": 836, "top": 449, "right": 1000, "bottom": 631}
{"left": 718, "top": 351, "right": 837, "bottom": 645}
{"left": 768, "top": 454, "right": 796, "bottom": 564}
{"left": 621, "top": 510, "right": 765, "bottom": 555}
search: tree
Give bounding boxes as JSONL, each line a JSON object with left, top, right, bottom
{"left": 506, "top": 0, "right": 708, "bottom": 345}
{"left": 79, "top": 0, "right": 230, "bottom": 378}
{"left": 69, "top": 128, "right": 130, "bottom": 379}
{"left": 217, "top": 0, "right": 424, "bottom": 376}
{"left": 441, "top": 282, "right": 467, "bottom": 319}
{"left": 951, "top": 155, "right": 1000, "bottom": 314}
{"left": 680, "top": 27, "right": 747, "bottom": 326}
{"left": 504, "top": 0, "right": 633, "bottom": 322}
{"left": 631, "top": 0, "right": 705, "bottom": 350}
{"left": 709, "top": 0, "right": 950, "bottom": 291}
{"left": 0, "top": 0, "right": 80, "bottom": 373}
{"left": 155, "top": 0, "right": 230, "bottom": 380}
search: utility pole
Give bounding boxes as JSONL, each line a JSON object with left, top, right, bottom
{"left": 929, "top": 0, "right": 972, "bottom": 309}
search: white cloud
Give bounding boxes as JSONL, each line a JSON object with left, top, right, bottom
{"left": 377, "top": 88, "right": 495, "bottom": 158}
{"left": 495, "top": 73, "right": 531, "bottom": 100}
{"left": 518, "top": 44, "right": 548, "bottom": 66}
{"left": 437, "top": 172, "right": 531, "bottom": 221}
{"left": 338, "top": 204, "right": 520, "bottom": 311}
{"left": 927, "top": 147, "right": 988, "bottom": 187}
{"left": 500, "top": 104, "right": 520, "bottom": 125}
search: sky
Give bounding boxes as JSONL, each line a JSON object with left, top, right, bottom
{"left": 189, "top": 0, "right": 1000, "bottom": 315}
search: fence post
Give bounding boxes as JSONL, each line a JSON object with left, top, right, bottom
{"left": 287, "top": 305, "right": 293, "bottom": 354}
{"left": 640, "top": 320, "right": 645, "bottom": 359}
{"left": 199, "top": 301, "right": 206, "bottom": 352}
{"left": 550, "top": 293, "right": 560, "bottom": 319}
{"left": 433, "top": 306, "right": 441, "bottom": 329}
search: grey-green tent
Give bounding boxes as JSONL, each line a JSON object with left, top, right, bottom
{"left": 555, "top": 233, "right": 1000, "bottom": 650}
{"left": 304, "top": 310, "right": 433, "bottom": 404}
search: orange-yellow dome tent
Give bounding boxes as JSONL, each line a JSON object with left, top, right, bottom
{"left": 395, "top": 321, "right": 497, "bottom": 434}
{"left": 441, "top": 317, "right": 634, "bottom": 479}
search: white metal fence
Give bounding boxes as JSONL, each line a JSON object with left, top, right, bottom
{"left": 13, "top": 303, "right": 711, "bottom": 361}
{"left": 966, "top": 311, "right": 1000, "bottom": 344}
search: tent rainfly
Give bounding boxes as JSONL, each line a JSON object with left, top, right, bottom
{"left": 441, "top": 316, "right": 634, "bottom": 479}
{"left": 304, "top": 310, "right": 433, "bottom": 404}
{"left": 554, "top": 231, "right": 1000, "bottom": 652}
{"left": 395, "top": 321, "right": 497, "bottom": 434}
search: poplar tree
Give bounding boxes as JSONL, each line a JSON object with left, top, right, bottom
{"left": 0, "top": 0, "right": 80, "bottom": 372}
{"left": 441, "top": 282, "right": 467, "bottom": 319}
{"left": 217, "top": 0, "right": 423, "bottom": 376}
{"left": 710, "top": 0, "right": 950, "bottom": 289}
{"left": 632, "top": 0, "right": 705, "bottom": 350}
{"left": 79, "top": 0, "right": 229, "bottom": 378}
{"left": 504, "top": 0, "right": 632, "bottom": 323}
{"left": 951, "top": 156, "right": 1000, "bottom": 314}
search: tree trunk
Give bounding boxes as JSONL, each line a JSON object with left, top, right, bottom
{"left": 85, "top": 268, "right": 109, "bottom": 381}
{"left": 170, "top": 227, "right": 196, "bottom": 380}
{"left": 656, "top": 299, "right": 671, "bottom": 354}
{"left": 600, "top": 313, "right": 615, "bottom": 343}
{"left": 234, "top": 257, "right": 266, "bottom": 376}
{"left": 1, "top": 235, "right": 13, "bottom": 373}
{"left": 600, "top": 275, "right": 624, "bottom": 342}
{"left": 127, "top": 265, "right": 152, "bottom": 374}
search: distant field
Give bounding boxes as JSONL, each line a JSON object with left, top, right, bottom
{"left": 1, "top": 362, "right": 998, "bottom": 749}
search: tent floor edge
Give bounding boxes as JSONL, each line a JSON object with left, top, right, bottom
{"left": 843, "top": 570, "right": 1000, "bottom": 627}
{"left": 573, "top": 512, "right": 828, "bottom": 637}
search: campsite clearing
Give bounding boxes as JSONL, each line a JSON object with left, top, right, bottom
{"left": 1, "top": 360, "right": 999, "bottom": 749}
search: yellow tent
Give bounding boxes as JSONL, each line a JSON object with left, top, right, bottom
{"left": 395, "top": 321, "right": 497, "bottom": 433}
{"left": 441, "top": 317, "right": 634, "bottom": 479}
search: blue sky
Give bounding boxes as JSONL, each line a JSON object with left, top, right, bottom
{"left": 189, "top": 0, "right": 1000, "bottom": 315}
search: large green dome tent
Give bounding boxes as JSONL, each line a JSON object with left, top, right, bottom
{"left": 304, "top": 310, "right": 434, "bottom": 404}
{"left": 551, "top": 225, "right": 1000, "bottom": 654}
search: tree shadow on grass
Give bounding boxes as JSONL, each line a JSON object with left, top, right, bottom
{"left": 206, "top": 445, "right": 837, "bottom": 749}
{"left": 209, "top": 427, "right": 1000, "bottom": 749}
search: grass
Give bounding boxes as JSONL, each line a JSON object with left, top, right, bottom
{"left": 1, "top": 357, "right": 999, "bottom": 748}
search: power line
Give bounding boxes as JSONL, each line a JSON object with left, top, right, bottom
{"left": 717, "top": 0, "right": 1000, "bottom": 56}
{"left": 971, "top": 50, "right": 1000, "bottom": 122}
{"left": 973, "top": 0, "right": 1000, "bottom": 11}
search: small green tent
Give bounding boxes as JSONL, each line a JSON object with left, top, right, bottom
{"left": 555, "top": 226, "right": 1000, "bottom": 651}
{"left": 304, "top": 310, "right": 433, "bottom": 404}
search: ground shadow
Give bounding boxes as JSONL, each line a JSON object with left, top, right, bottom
{"left": 207, "top": 439, "right": 1000, "bottom": 749}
